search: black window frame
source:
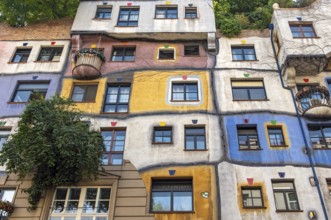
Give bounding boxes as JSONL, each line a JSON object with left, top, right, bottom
{"left": 11, "top": 81, "right": 49, "bottom": 103}
{"left": 111, "top": 47, "right": 136, "bottom": 62}
{"left": 267, "top": 126, "right": 286, "bottom": 147}
{"left": 155, "top": 6, "right": 178, "bottom": 19}
{"left": 272, "top": 180, "right": 300, "bottom": 211}
{"left": 231, "top": 80, "right": 267, "bottom": 101}
{"left": 95, "top": 6, "right": 112, "bottom": 19}
{"left": 37, "top": 47, "right": 63, "bottom": 62}
{"left": 101, "top": 128, "right": 126, "bottom": 166}
{"left": 241, "top": 187, "right": 264, "bottom": 208}
{"left": 11, "top": 48, "right": 32, "bottom": 63}
{"left": 185, "top": 7, "right": 197, "bottom": 19}
{"left": 171, "top": 82, "right": 199, "bottom": 102}
{"left": 153, "top": 126, "right": 173, "bottom": 144}
{"left": 308, "top": 125, "right": 331, "bottom": 149}
{"left": 237, "top": 125, "right": 260, "bottom": 150}
{"left": 71, "top": 84, "right": 98, "bottom": 102}
{"left": 103, "top": 84, "right": 131, "bottom": 113}
{"left": 158, "top": 48, "right": 175, "bottom": 60}
{"left": 151, "top": 179, "right": 193, "bottom": 213}
{"left": 184, "top": 45, "right": 199, "bottom": 56}
{"left": 117, "top": 7, "right": 139, "bottom": 27}
{"left": 231, "top": 46, "right": 257, "bottom": 61}
{"left": 289, "top": 23, "right": 317, "bottom": 38}
{"left": 185, "top": 126, "right": 206, "bottom": 150}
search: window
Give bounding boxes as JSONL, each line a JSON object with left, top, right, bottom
{"left": 111, "top": 47, "right": 135, "bottom": 61}
{"left": 184, "top": 45, "right": 199, "bottom": 56}
{"left": 328, "top": 81, "right": 331, "bottom": 93}
{"left": 155, "top": 6, "right": 178, "bottom": 19}
{"left": 158, "top": 49, "right": 175, "bottom": 60}
{"left": 101, "top": 129, "right": 126, "bottom": 165}
{"left": 95, "top": 7, "right": 112, "bottom": 19}
{"left": 308, "top": 125, "right": 331, "bottom": 149}
{"left": 0, "top": 188, "right": 16, "bottom": 218}
{"left": 272, "top": 180, "right": 300, "bottom": 211}
{"left": 290, "top": 24, "right": 316, "bottom": 38}
{"left": 327, "top": 179, "right": 331, "bottom": 196}
{"left": 231, "top": 80, "right": 267, "bottom": 101}
{"left": 237, "top": 125, "right": 260, "bottom": 150}
{"left": 231, "top": 46, "right": 256, "bottom": 61}
{"left": 11, "top": 82, "right": 49, "bottom": 102}
{"left": 37, "top": 47, "right": 63, "bottom": 61}
{"left": 0, "top": 130, "right": 11, "bottom": 151}
{"left": 117, "top": 8, "right": 139, "bottom": 26}
{"left": 185, "top": 7, "right": 197, "bottom": 19}
{"left": 49, "top": 187, "right": 111, "bottom": 220}
{"left": 151, "top": 179, "right": 193, "bottom": 212}
{"left": 267, "top": 126, "right": 286, "bottom": 147}
{"left": 71, "top": 84, "right": 98, "bottom": 102}
{"left": 103, "top": 84, "right": 131, "bottom": 113}
{"left": 171, "top": 82, "right": 198, "bottom": 101}
{"left": 185, "top": 127, "right": 206, "bottom": 150}
{"left": 153, "top": 127, "right": 172, "bottom": 144}
{"left": 296, "top": 84, "right": 318, "bottom": 92}
{"left": 11, "top": 48, "right": 31, "bottom": 63}
{"left": 241, "top": 187, "right": 264, "bottom": 208}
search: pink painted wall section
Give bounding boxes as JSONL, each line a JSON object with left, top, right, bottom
{"left": 65, "top": 36, "right": 210, "bottom": 76}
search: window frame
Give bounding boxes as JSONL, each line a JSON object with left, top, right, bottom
{"left": 150, "top": 179, "right": 193, "bottom": 213}
{"left": 241, "top": 186, "right": 264, "bottom": 208}
{"left": 272, "top": 180, "right": 300, "bottom": 211}
{"left": 184, "top": 126, "right": 206, "bottom": 151}
{"left": 152, "top": 126, "right": 173, "bottom": 144}
{"left": 100, "top": 128, "right": 126, "bottom": 166}
{"left": 95, "top": 6, "right": 112, "bottom": 19}
{"left": 267, "top": 126, "right": 286, "bottom": 147}
{"left": 237, "top": 125, "right": 261, "bottom": 150}
{"left": 308, "top": 125, "right": 331, "bottom": 149}
{"left": 103, "top": 84, "right": 131, "bottom": 113}
{"left": 231, "top": 46, "right": 257, "bottom": 61}
{"left": 117, "top": 7, "right": 139, "bottom": 27}
{"left": 71, "top": 84, "right": 98, "bottom": 103}
{"left": 185, "top": 7, "right": 197, "bottom": 19}
{"left": 289, "top": 23, "right": 317, "bottom": 38}
{"left": 184, "top": 45, "right": 199, "bottom": 56}
{"left": 111, "top": 47, "right": 136, "bottom": 62}
{"left": 171, "top": 82, "right": 199, "bottom": 102}
{"left": 231, "top": 79, "right": 267, "bottom": 101}
{"left": 158, "top": 48, "right": 175, "bottom": 60}
{"left": 37, "top": 46, "right": 63, "bottom": 62}
{"left": 11, "top": 81, "right": 50, "bottom": 103}
{"left": 10, "top": 48, "right": 32, "bottom": 63}
{"left": 155, "top": 6, "right": 178, "bottom": 19}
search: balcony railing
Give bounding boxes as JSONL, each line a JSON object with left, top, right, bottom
{"left": 72, "top": 48, "right": 105, "bottom": 80}
{"left": 295, "top": 86, "right": 331, "bottom": 117}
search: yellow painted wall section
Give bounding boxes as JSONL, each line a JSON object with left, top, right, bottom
{"left": 130, "top": 71, "right": 213, "bottom": 113}
{"left": 60, "top": 78, "right": 107, "bottom": 114}
{"left": 140, "top": 165, "right": 217, "bottom": 220}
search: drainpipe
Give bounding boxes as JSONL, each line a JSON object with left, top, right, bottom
{"left": 269, "top": 23, "right": 329, "bottom": 220}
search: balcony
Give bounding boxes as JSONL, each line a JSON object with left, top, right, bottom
{"left": 295, "top": 86, "right": 331, "bottom": 118}
{"left": 72, "top": 48, "right": 105, "bottom": 79}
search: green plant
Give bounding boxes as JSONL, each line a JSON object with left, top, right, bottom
{"left": 247, "top": 7, "right": 272, "bottom": 29}
{"left": 0, "top": 201, "right": 15, "bottom": 215}
{"left": 220, "top": 17, "right": 242, "bottom": 37}
{"left": 75, "top": 48, "right": 106, "bottom": 62}
{"left": 0, "top": 96, "right": 105, "bottom": 210}
{"left": 235, "top": 13, "right": 250, "bottom": 29}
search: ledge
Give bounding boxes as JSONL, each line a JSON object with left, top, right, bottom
{"left": 7, "top": 62, "right": 27, "bottom": 64}
{"left": 33, "top": 61, "right": 60, "bottom": 63}
{"left": 7, "top": 102, "right": 28, "bottom": 104}
{"left": 243, "top": 206, "right": 267, "bottom": 209}
{"left": 233, "top": 99, "right": 269, "bottom": 102}
{"left": 239, "top": 148, "right": 263, "bottom": 151}
{"left": 152, "top": 142, "right": 174, "bottom": 145}
{"left": 276, "top": 210, "right": 304, "bottom": 213}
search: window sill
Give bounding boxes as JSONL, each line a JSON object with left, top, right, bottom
{"left": 109, "top": 60, "right": 135, "bottom": 62}
{"left": 100, "top": 112, "right": 129, "bottom": 114}
{"left": 233, "top": 99, "right": 269, "bottom": 101}
{"left": 34, "top": 61, "right": 60, "bottom": 63}
{"left": 232, "top": 60, "right": 259, "bottom": 62}
{"left": 292, "top": 37, "right": 320, "bottom": 39}
{"left": 270, "top": 145, "right": 289, "bottom": 148}
{"left": 313, "top": 147, "right": 331, "bottom": 150}
{"left": 184, "top": 17, "right": 198, "bottom": 19}
{"left": 151, "top": 211, "right": 194, "bottom": 214}
{"left": 115, "top": 25, "right": 138, "bottom": 27}
{"left": 184, "top": 149, "right": 208, "bottom": 151}
{"left": 184, "top": 55, "right": 200, "bottom": 57}
{"left": 152, "top": 142, "right": 173, "bottom": 145}
{"left": 154, "top": 18, "right": 178, "bottom": 20}
{"left": 239, "top": 148, "right": 263, "bottom": 151}
{"left": 93, "top": 18, "right": 111, "bottom": 20}
{"left": 73, "top": 101, "right": 96, "bottom": 103}
{"left": 158, "top": 59, "right": 176, "bottom": 61}
{"left": 7, "top": 102, "right": 28, "bottom": 104}
{"left": 243, "top": 206, "right": 267, "bottom": 209}
{"left": 171, "top": 100, "right": 200, "bottom": 102}
{"left": 276, "top": 210, "right": 303, "bottom": 213}
{"left": 7, "top": 62, "right": 28, "bottom": 64}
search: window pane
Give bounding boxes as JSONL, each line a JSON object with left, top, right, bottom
{"left": 111, "top": 154, "right": 123, "bottom": 165}
{"left": 152, "top": 192, "right": 171, "bottom": 211}
{"left": 13, "top": 91, "right": 31, "bottom": 102}
{"left": 196, "top": 136, "right": 206, "bottom": 149}
{"left": 185, "top": 136, "right": 195, "bottom": 150}
{"left": 56, "top": 188, "right": 68, "bottom": 200}
{"left": 274, "top": 192, "right": 286, "bottom": 210}
{"left": 100, "top": 188, "right": 111, "bottom": 200}
{"left": 249, "top": 88, "right": 266, "bottom": 100}
{"left": 173, "top": 192, "right": 192, "bottom": 211}
{"left": 85, "top": 188, "right": 97, "bottom": 200}
{"left": 97, "top": 201, "right": 110, "bottom": 213}
{"left": 233, "top": 88, "right": 249, "bottom": 100}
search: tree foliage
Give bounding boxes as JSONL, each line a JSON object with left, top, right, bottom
{"left": 0, "top": 96, "right": 104, "bottom": 210}
{"left": 0, "top": 0, "right": 79, "bottom": 26}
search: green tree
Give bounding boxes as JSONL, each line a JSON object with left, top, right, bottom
{"left": 0, "top": 0, "right": 79, "bottom": 26}
{"left": 0, "top": 96, "right": 104, "bottom": 210}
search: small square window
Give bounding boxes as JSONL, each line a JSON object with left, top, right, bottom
{"left": 267, "top": 126, "right": 286, "bottom": 147}
{"left": 37, "top": 47, "right": 63, "bottom": 62}
{"left": 237, "top": 125, "right": 260, "bottom": 150}
{"left": 111, "top": 47, "right": 135, "bottom": 61}
{"left": 158, "top": 49, "right": 175, "bottom": 60}
{"left": 0, "top": 129, "right": 11, "bottom": 151}
{"left": 185, "top": 126, "right": 206, "bottom": 150}
{"left": 327, "top": 179, "right": 331, "bottom": 196}
{"left": 289, "top": 23, "right": 316, "bottom": 38}
{"left": 95, "top": 7, "right": 112, "bottom": 19}
{"left": 11, "top": 82, "right": 49, "bottom": 102}
{"left": 117, "top": 8, "right": 139, "bottom": 27}
{"left": 272, "top": 180, "right": 300, "bottom": 211}
{"left": 308, "top": 125, "right": 331, "bottom": 149}
{"left": 103, "top": 84, "right": 131, "bottom": 113}
{"left": 71, "top": 84, "right": 98, "bottom": 102}
{"left": 101, "top": 129, "right": 126, "bottom": 165}
{"left": 171, "top": 82, "right": 198, "bottom": 101}
{"left": 0, "top": 188, "right": 15, "bottom": 202}
{"left": 11, "top": 48, "right": 31, "bottom": 63}
{"left": 231, "top": 46, "right": 256, "bottom": 61}
{"left": 153, "top": 127, "right": 172, "bottom": 144}
{"left": 184, "top": 45, "right": 199, "bottom": 56}
{"left": 231, "top": 80, "right": 267, "bottom": 101}
{"left": 241, "top": 187, "right": 264, "bottom": 208}
{"left": 185, "top": 7, "right": 197, "bottom": 19}
{"left": 155, "top": 6, "right": 178, "bottom": 19}
{"left": 151, "top": 179, "right": 193, "bottom": 212}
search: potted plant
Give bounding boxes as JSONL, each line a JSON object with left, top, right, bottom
{"left": 0, "top": 200, "right": 15, "bottom": 217}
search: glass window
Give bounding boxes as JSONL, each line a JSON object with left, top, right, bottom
{"left": 241, "top": 187, "right": 264, "bottom": 208}
{"left": 185, "top": 127, "right": 206, "bottom": 150}
{"left": 151, "top": 179, "right": 192, "bottom": 212}
{"left": 171, "top": 82, "right": 198, "bottom": 101}
{"left": 153, "top": 127, "right": 172, "bottom": 144}
{"left": 237, "top": 126, "right": 260, "bottom": 150}
{"left": 101, "top": 129, "right": 126, "bottom": 165}
{"left": 95, "top": 7, "right": 112, "bottom": 19}
{"left": 231, "top": 46, "right": 256, "bottom": 61}
{"left": 71, "top": 85, "right": 98, "bottom": 102}
{"left": 184, "top": 45, "right": 199, "bottom": 56}
{"left": 158, "top": 49, "right": 175, "bottom": 60}
{"left": 289, "top": 24, "right": 316, "bottom": 38}
{"left": 185, "top": 7, "right": 197, "bottom": 19}
{"left": 12, "top": 82, "right": 49, "bottom": 102}
{"left": 50, "top": 187, "right": 111, "bottom": 220}
{"left": 0, "top": 130, "right": 11, "bottom": 151}
{"left": 231, "top": 80, "right": 267, "bottom": 101}
{"left": 155, "top": 6, "right": 178, "bottom": 19}
{"left": 111, "top": 47, "right": 135, "bottom": 61}
{"left": 308, "top": 125, "right": 331, "bottom": 149}
{"left": 117, "top": 8, "right": 139, "bottom": 26}
{"left": 327, "top": 179, "right": 331, "bottom": 197}
{"left": 103, "top": 84, "right": 131, "bottom": 113}
{"left": 11, "top": 48, "right": 31, "bottom": 63}
{"left": 37, "top": 47, "right": 63, "bottom": 61}
{"left": 267, "top": 127, "right": 286, "bottom": 147}
{"left": 272, "top": 181, "right": 300, "bottom": 211}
